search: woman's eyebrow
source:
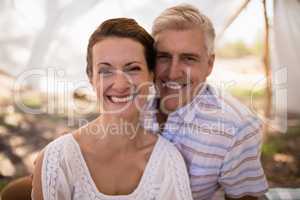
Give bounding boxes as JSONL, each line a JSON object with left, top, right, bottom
{"left": 97, "top": 62, "right": 112, "bottom": 67}
{"left": 124, "top": 61, "right": 142, "bottom": 67}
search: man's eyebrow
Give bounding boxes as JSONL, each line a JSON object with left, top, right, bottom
{"left": 181, "top": 53, "right": 201, "bottom": 58}
{"left": 156, "top": 51, "right": 171, "bottom": 55}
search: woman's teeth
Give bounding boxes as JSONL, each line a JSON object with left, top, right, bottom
{"left": 110, "top": 95, "right": 134, "bottom": 103}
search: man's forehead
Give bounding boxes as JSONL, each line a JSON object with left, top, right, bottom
{"left": 154, "top": 28, "right": 205, "bottom": 51}
{"left": 154, "top": 28, "right": 204, "bottom": 40}
{"left": 155, "top": 36, "right": 204, "bottom": 56}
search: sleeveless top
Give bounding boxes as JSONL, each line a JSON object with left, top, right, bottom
{"left": 38, "top": 134, "right": 193, "bottom": 200}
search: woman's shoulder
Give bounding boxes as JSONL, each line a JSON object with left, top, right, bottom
{"left": 157, "top": 136, "right": 181, "bottom": 154}
{"left": 44, "top": 134, "right": 73, "bottom": 154}
{"left": 35, "top": 134, "right": 75, "bottom": 200}
{"left": 152, "top": 136, "right": 193, "bottom": 199}
{"left": 155, "top": 136, "right": 186, "bottom": 164}
{"left": 42, "top": 134, "right": 77, "bottom": 182}
{"left": 160, "top": 136, "right": 193, "bottom": 197}
{"left": 42, "top": 133, "right": 76, "bottom": 169}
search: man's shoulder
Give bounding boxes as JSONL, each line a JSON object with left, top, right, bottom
{"left": 186, "top": 84, "right": 262, "bottom": 137}
{"left": 207, "top": 85, "right": 258, "bottom": 118}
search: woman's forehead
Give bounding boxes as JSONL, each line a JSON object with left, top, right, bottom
{"left": 92, "top": 38, "right": 146, "bottom": 63}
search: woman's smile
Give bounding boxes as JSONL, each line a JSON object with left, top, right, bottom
{"left": 92, "top": 37, "right": 151, "bottom": 118}
{"left": 106, "top": 93, "right": 137, "bottom": 104}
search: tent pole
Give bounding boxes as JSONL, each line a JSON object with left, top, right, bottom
{"left": 217, "top": 0, "right": 252, "bottom": 40}
{"left": 262, "top": 0, "right": 272, "bottom": 131}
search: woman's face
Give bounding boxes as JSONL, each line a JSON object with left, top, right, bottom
{"left": 91, "top": 37, "right": 152, "bottom": 120}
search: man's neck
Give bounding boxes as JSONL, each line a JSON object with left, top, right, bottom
{"left": 156, "top": 111, "right": 168, "bottom": 132}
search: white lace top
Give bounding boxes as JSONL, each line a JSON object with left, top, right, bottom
{"left": 38, "top": 134, "right": 193, "bottom": 200}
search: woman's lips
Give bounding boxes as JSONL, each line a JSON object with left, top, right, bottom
{"left": 106, "top": 94, "right": 136, "bottom": 104}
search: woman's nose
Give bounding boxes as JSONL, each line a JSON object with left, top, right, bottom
{"left": 112, "top": 71, "right": 131, "bottom": 92}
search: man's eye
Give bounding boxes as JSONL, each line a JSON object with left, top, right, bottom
{"left": 183, "top": 56, "right": 198, "bottom": 63}
{"left": 157, "top": 55, "right": 167, "bottom": 59}
{"left": 185, "top": 57, "right": 196, "bottom": 61}
{"left": 156, "top": 55, "right": 170, "bottom": 62}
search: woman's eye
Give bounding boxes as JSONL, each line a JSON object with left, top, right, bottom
{"left": 98, "top": 69, "right": 113, "bottom": 76}
{"left": 125, "top": 66, "right": 141, "bottom": 73}
{"left": 130, "top": 66, "right": 141, "bottom": 71}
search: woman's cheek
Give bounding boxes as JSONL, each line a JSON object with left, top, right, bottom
{"left": 135, "top": 84, "right": 150, "bottom": 110}
{"left": 94, "top": 79, "right": 108, "bottom": 99}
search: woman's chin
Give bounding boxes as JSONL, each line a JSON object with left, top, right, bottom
{"left": 99, "top": 96, "right": 147, "bottom": 121}
{"left": 102, "top": 103, "right": 139, "bottom": 119}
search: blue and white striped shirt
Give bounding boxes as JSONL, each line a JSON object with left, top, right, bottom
{"left": 142, "top": 83, "right": 268, "bottom": 200}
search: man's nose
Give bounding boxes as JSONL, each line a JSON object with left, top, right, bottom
{"left": 167, "top": 59, "right": 182, "bottom": 80}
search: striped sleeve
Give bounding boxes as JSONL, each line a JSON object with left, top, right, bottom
{"left": 218, "top": 117, "right": 268, "bottom": 198}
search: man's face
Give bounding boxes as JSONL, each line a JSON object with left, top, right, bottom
{"left": 154, "top": 28, "right": 215, "bottom": 114}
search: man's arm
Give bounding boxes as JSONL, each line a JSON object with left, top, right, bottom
{"left": 219, "top": 118, "right": 268, "bottom": 199}
{"left": 225, "top": 195, "right": 258, "bottom": 200}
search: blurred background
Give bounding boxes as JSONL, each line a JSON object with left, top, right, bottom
{"left": 0, "top": 0, "right": 299, "bottom": 194}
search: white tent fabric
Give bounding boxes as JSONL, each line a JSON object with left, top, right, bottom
{"left": 273, "top": 0, "right": 300, "bottom": 115}
{"left": 0, "top": 0, "right": 248, "bottom": 81}
{"left": 1, "top": 0, "right": 299, "bottom": 117}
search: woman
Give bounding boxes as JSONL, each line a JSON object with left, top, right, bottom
{"left": 32, "top": 18, "right": 193, "bottom": 200}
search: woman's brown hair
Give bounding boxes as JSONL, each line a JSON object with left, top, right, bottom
{"left": 86, "top": 18, "right": 156, "bottom": 79}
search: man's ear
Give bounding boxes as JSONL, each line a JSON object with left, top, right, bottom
{"left": 207, "top": 53, "right": 215, "bottom": 76}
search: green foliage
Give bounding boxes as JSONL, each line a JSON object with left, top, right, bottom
{"left": 284, "top": 126, "right": 300, "bottom": 137}
{"left": 216, "top": 36, "right": 263, "bottom": 58}
{"left": 252, "top": 35, "right": 263, "bottom": 56}
{"left": 216, "top": 40, "right": 252, "bottom": 58}
{"left": 21, "top": 95, "right": 42, "bottom": 109}
{"left": 262, "top": 140, "right": 282, "bottom": 156}
{"left": 262, "top": 126, "right": 300, "bottom": 157}
{"left": 228, "top": 87, "right": 265, "bottom": 100}
{"left": 0, "top": 179, "right": 9, "bottom": 192}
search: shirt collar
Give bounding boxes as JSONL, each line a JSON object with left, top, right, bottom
{"left": 168, "top": 82, "right": 209, "bottom": 123}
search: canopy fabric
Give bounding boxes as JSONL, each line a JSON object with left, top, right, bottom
{"left": 0, "top": 0, "right": 249, "bottom": 79}
{"left": 273, "top": 0, "right": 300, "bottom": 115}
{"left": 0, "top": 0, "right": 299, "bottom": 118}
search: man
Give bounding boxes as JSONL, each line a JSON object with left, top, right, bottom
{"left": 142, "top": 4, "right": 268, "bottom": 200}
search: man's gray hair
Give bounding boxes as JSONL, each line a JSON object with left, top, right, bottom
{"left": 152, "top": 4, "right": 215, "bottom": 54}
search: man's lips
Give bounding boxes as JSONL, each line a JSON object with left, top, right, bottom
{"left": 161, "top": 80, "right": 189, "bottom": 90}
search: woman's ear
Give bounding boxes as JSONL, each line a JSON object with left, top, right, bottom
{"left": 88, "top": 75, "right": 96, "bottom": 91}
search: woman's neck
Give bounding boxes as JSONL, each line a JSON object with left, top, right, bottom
{"left": 79, "top": 114, "right": 146, "bottom": 152}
